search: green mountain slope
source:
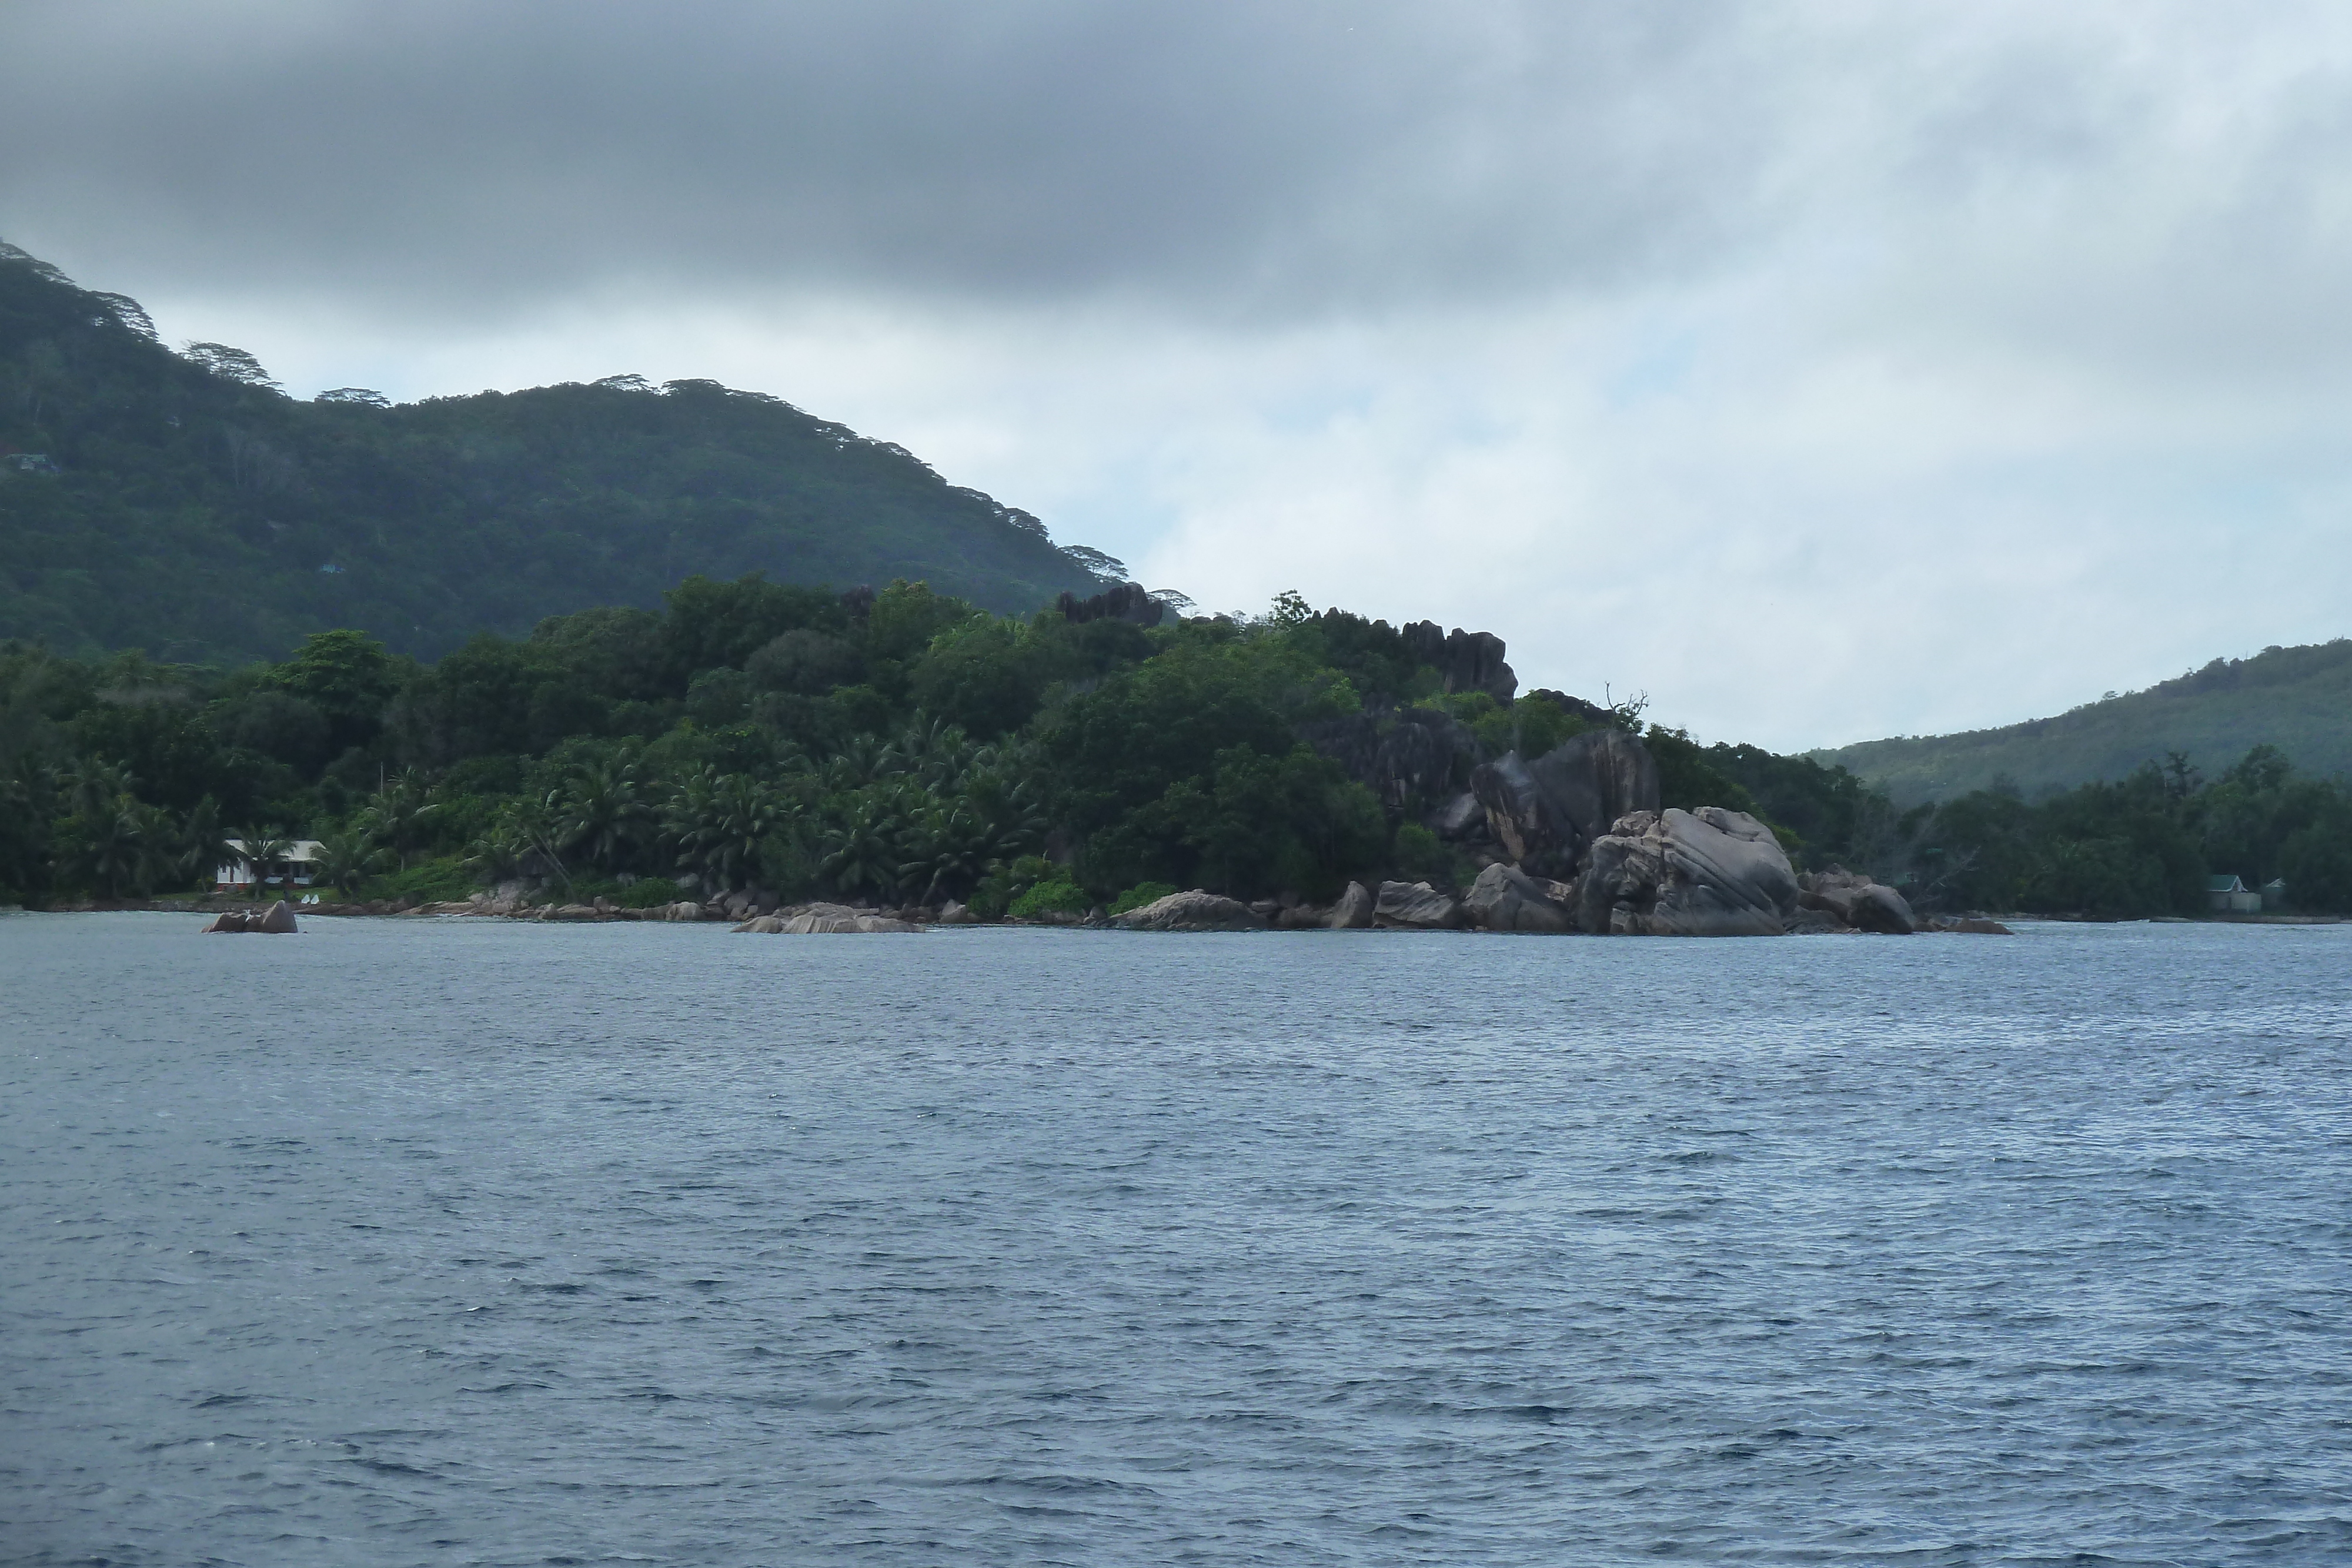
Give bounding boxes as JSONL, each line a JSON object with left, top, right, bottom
{"left": 0, "top": 242, "right": 1113, "bottom": 665}
{"left": 1812, "top": 638, "right": 2352, "bottom": 804}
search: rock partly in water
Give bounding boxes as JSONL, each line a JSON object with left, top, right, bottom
{"left": 1328, "top": 881, "right": 1375, "bottom": 930}
{"left": 936, "top": 900, "right": 978, "bottom": 925}
{"left": 764, "top": 901, "right": 921, "bottom": 934}
{"left": 1114, "top": 890, "right": 1265, "bottom": 931}
{"left": 1375, "top": 880, "right": 1465, "bottom": 930}
{"left": 1782, "top": 905, "right": 1851, "bottom": 936}
{"left": 1800, "top": 865, "right": 1919, "bottom": 935}
{"left": 1461, "top": 862, "right": 1572, "bottom": 933}
{"left": 1578, "top": 807, "right": 1799, "bottom": 936}
{"left": 205, "top": 899, "right": 299, "bottom": 934}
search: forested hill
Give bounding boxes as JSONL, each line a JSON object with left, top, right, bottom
{"left": 0, "top": 241, "right": 1113, "bottom": 666}
{"left": 1812, "top": 637, "right": 2352, "bottom": 805}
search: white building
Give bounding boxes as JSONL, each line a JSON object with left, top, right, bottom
{"left": 2206, "top": 874, "right": 2263, "bottom": 914}
{"left": 215, "top": 839, "right": 327, "bottom": 891}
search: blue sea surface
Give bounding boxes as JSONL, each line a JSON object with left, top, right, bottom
{"left": 2, "top": 912, "right": 2349, "bottom": 1565}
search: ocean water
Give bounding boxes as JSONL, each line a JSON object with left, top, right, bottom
{"left": 3, "top": 913, "right": 2349, "bottom": 1567}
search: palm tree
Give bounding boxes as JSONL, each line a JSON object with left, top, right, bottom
{"left": 173, "top": 798, "right": 238, "bottom": 890}
{"left": 900, "top": 801, "right": 993, "bottom": 905}
{"left": 309, "top": 828, "right": 388, "bottom": 895}
{"left": 556, "top": 758, "right": 653, "bottom": 874}
{"left": 356, "top": 769, "right": 438, "bottom": 868}
{"left": 666, "top": 769, "right": 787, "bottom": 892}
{"left": 73, "top": 800, "right": 148, "bottom": 898}
{"left": 821, "top": 797, "right": 908, "bottom": 902}
{"left": 236, "top": 830, "right": 293, "bottom": 897}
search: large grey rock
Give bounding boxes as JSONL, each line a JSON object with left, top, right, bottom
{"left": 1461, "top": 862, "right": 1572, "bottom": 933}
{"left": 1375, "top": 880, "right": 1464, "bottom": 929}
{"left": 1298, "top": 707, "right": 1478, "bottom": 811}
{"left": 1431, "top": 790, "right": 1486, "bottom": 840}
{"left": 1399, "top": 621, "right": 1518, "bottom": 700}
{"left": 1472, "top": 729, "right": 1661, "bottom": 877}
{"left": 255, "top": 899, "right": 298, "bottom": 934}
{"left": 778, "top": 901, "right": 920, "bottom": 934}
{"left": 936, "top": 900, "right": 978, "bottom": 925}
{"left": 1328, "top": 881, "right": 1375, "bottom": 929}
{"left": 1115, "top": 890, "right": 1265, "bottom": 931}
{"left": 203, "top": 910, "right": 251, "bottom": 933}
{"left": 1800, "top": 866, "right": 1919, "bottom": 935}
{"left": 1578, "top": 807, "right": 1799, "bottom": 937}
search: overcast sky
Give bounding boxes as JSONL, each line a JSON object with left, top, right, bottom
{"left": 7, "top": 1, "right": 2351, "bottom": 750}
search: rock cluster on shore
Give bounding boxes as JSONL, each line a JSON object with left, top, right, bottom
{"left": 1098, "top": 724, "right": 2004, "bottom": 938}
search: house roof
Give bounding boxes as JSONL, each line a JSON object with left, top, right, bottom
{"left": 222, "top": 838, "right": 325, "bottom": 861}
{"left": 2207, "top": 874, "right": 2247, "bottom": 892}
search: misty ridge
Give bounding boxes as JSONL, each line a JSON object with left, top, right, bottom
{"left": 0, "top": 241, "right": 1115, "bottom": 668}
{"left": 5, "top": 238, "right": 2352, "bottom": 922}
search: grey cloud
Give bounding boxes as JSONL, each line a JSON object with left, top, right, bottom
{"left": 0, "top": 0, "right": 1783, "bottom": 317}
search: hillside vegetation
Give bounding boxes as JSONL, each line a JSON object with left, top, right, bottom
{"left": 0, "top": 242, "right": 1112, "bottom": 666}
{"left": 1813, "top": 638, "right": 2352, "bottom": 805}
{"left": 6, "top": 570, "right": 2347, "bottom": 921}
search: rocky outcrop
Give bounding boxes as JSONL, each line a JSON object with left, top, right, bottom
{"left": 1461, "top": 863, "right": 1572, "bottom": 933}
{"left": 1299, "top": 707, "right": 1478, "bottom": 810}
{"left": 1578, "top": 808, "right": 1799, "bottom": 936}
{"left": 1399, "top": 621, "right": 1517, "bottom": 700}
{"left": 936, "top": 900, "right": 978, "bottom": 925}
{"left": 756, "top": 902, "right": 921, "bottom": 934}
{"left": 204, "top": 900, "right": 299, "bottom": 934}
{"left": 1327, "top": 881, "right": 1375, "bottom": 930}
{"left": 1375, "top": 880, "right": 1464, "bottom": 929}
{"left": 1430, "top": 790, "right": 1486, "bottom": 841}
{"left": 1114, "top": 890, "right": 1265, "bottom": 931}
{"left": 1799, "top": 866, "right": 1919, "bottom": 934}
{"left": 1472, "top": 728, "right": 1661, "bottom": 877}
{"left": 1057, "top": 581, "right": 1165, "bottom": 627}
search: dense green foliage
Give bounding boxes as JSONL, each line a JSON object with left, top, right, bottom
{"left": 1904, "top": 747, "right": 2352, "bottom": 917}
{"left": 1814, "top": 638, "right": 2352, "bottom": 805}
{"left": 0, "top": 581, "right": 1445, "bottom": 910}
{"left": 0, "top": 242, "right": 1111, "bottom": 666}
{"left": 5, "top": 571, "right": 2346, "bottom": 920}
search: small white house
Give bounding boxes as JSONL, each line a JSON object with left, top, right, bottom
{"left": 2207, "top": 874, "right": 2263, "bottom": 914}
{"left": 215, "top": 839, "right": 326, "bottom": 891}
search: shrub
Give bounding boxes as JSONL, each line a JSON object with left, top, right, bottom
{"left": 1008, "top": 877, "right": 1091, "bottom": 920}
{"left": 1394, "top": 823, "right": 1446, "bottom": 881}
{"left": 1110, "top": 880, "right": 1178, "bottom": 915}
{"left": 970, "top": 853, "right": 1053, "bottom": 919}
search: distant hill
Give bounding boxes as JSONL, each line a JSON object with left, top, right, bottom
{"left": 0, "top": 242, "right": 1114, "bottom": 666}
{"left": 1812, "top": 638, "right": 2352, "bottom": 804}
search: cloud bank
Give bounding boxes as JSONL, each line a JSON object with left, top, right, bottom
{"left": 6, "top": 0, "right": 2351, "bottom": 747}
